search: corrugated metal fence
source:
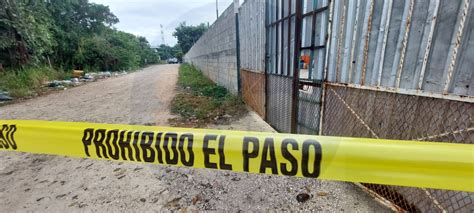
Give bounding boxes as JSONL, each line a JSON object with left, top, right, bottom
{"left": 322, "top": 0, "right": 474, "bottom": 211}
{"left": 239, "top": 0, "right": 266, "bottom": 73}
{"left": 326, "top": 0, "right": 474, "bottom": 96}
{"left": 239, "top": 0, "right": 267, "bottom": 117}
{"left": 186, "top": 0, "right": 474, "bottom": 211}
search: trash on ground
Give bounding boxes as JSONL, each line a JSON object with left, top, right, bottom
{"left": 72, "top": 70, "right": 84, "bottom": 78}
{"left": 113, "top": 71, "right": 128, "bottom": 77}
{"left": 317, "top": 192, "right": 328, "bottom": 197}
{"left": 47, "top": 80, "right": 75, "bottom": 88}
{"left": 84, "top": 73, "right": 95, "bottom": 80}
{"left": 0, "top": 90, "right": 13, "bottom": 102}
{"left": 45, "top": 71, "right": 128, "bottom": 89}
{"left": 296, "top": 193, "right": 311, "bottom": 203}
{"left": 93, "top": 71, "right": 112, "bottom": 79}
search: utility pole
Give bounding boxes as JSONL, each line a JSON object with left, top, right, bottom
{"left": 216, "top": 0, "right": 219, "bottom": 19}
{"left": 160, "top": 24, "right": 165, "bottom": 45}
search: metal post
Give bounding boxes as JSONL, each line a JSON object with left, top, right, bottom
{"left": 291, "top": 0, "right": 303, "bottom": 133}
{"left": 286, "top": 0, "right": 293, "bottom": 77}
{"left": 280, "top": 0, "right": 284, "bottom": 75}
{"left": 264, "top": 0, "right": 270, "bottom": 121}
{"left": 216, "top": 0, "right": 219, "bottom": 19}
{"left": 235, "top": 0, "right": 241, "bottom": 95}
{"left": 308, "top": 0, "right": 319, "bottom": 80}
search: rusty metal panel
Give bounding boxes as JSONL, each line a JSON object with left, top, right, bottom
{"left": 352, "top": 0, "right": 371, "bottom": 85}
{"left": 364, "top": 0, "right": 384, "bottom": 85}
{"left": 399, "top": 0, "right": 430, "bottom": 90}
{"left": 379, "top": 0, "right": 404, "bottom": 87}
{"left": 241, "top": 69, "right": 266, "bottom": 117}
{"left": 322, "top": 84, "right": 474, "bottom": 212}
{"left": 452, "top": 1, "right": 474, "bottom": 96}
{"left": 423, "top": 0, "right": 463, "bottom": 93}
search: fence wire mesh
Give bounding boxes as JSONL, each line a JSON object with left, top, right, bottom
{"left": 297, "top": 83, "right": 323, "bottom": 134}
{"left": 322, "top": 84, "right": 474, "bottom": 212}
{"left": 266, "top": 74, "right": 293, "bottom": 133}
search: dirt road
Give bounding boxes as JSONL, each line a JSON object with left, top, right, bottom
{"left": 0, "top": 64, "right": 387, "bottom": 211}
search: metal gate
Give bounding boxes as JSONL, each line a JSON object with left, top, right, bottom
{"left": 265, "top": 0, "right": 474, "bottom": 211}
{"left": 266, "top": 0, "right": 329, "bottom": 134}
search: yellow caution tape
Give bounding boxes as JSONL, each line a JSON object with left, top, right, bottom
{"left": 1, "top": 120, "right": 473, "bottom": 192}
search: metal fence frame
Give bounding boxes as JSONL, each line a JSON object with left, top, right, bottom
{"left": 264, "top": 0, "right": 473, "bottom": 211}
{"left": 265, "top": 0, "right": 329, "bottom": 134}
{"left": 265, "top": 0, "right": 300, "bottom": 133}
{"left": 189, "top": 0, "right": 474, "bottom": 211}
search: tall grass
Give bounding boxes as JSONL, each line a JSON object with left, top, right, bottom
{"left": 0, "top": 66, "right": 67, "bottom": 97}
{"left": 178, "top": 63, "right": 215, "bottom": 89}
{"left": 170, "top": 63, "right": 246, "bottom": 126}
{"left": 178, "top": 63, "right": 230, "bottom": 100}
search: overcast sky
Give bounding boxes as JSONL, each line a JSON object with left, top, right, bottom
{"left": 90, "top": 0, "right": 234, "bottom": 46}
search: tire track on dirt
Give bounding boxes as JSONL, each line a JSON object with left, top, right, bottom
{"left": 0, "top": 64, "right": 388, "bottom": 211}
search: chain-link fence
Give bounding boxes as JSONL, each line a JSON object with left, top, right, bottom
{"left": 321, "top": 83, "right": 473, "bottom": 212}
{"left": 297, "top": 81, "right": 323, "bottom": 135}
{"left": 266, "top": 74, "right": 293, "bottom": 133}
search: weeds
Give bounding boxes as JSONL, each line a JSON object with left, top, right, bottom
{"left": 169, "top": 64, "right": 246, "bottom": 127}
{"left": 177, "top": 64, "right": 214, "bottom": 90}
{"left": 0, "top": 66, "right": 67, "bottom": 97}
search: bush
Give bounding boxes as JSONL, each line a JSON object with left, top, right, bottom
{"left": 177, "top": 63, "right": 214, "bottom": 89}
{"left": 169, "top": 64, "right": 246, "bottom": 127}
{"left": 178, "top": 64, "right": 231, "bottom": 100}
{"left": 201, "top": 85, "right": 228, "bottom": 100}
{"left": 0, "top": 66, "right": 66, "bottom": 97}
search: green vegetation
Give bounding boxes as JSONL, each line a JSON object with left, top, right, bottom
{"left": 1, "top": 0, "right": 159, "bottom": 71}
{"left": 169, "top": 64, "right": 245, "bottom": 127}
{"left": 155, "top": 44, "right": 183, "bottom": 61}
{"left": 0, "top": 66, "right": 66, "bottom": 97}
{"left": 173, "top": 22, "right": 208, "bottom": 54}
{"left": 0, "top": 1, "right": 209, "bottom": 99}
{"left": 0, "top": 0, "right": 161, "bottom": 98}
{"left": 155, "top": 22, "right": 207, "bottom": 62}
{"left": 177, "top": 64, "right": 215, "bottom": 90}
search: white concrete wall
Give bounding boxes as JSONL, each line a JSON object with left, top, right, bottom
{"left": 184, "top": 3, "right": 238, "bottom": 94}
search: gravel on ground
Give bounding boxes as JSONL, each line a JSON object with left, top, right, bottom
{"left": 0, "top": 64, "right": 388, "bottom": 212}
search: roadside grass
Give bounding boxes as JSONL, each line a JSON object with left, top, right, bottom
{"left": 169, "top": 63, "right": 246, "bottom": 127}
{"left": 0, "top": 66, "right": 67, "bottom": 97}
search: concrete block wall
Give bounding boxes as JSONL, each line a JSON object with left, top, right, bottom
{"left": 184, "top": 3, "right": 238, "bottom": 94}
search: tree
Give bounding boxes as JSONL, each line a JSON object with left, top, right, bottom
{"left": 0, "top": 0, "right": 159, "bottom": 71}
{"left": 74, "top": 29, "right": 159, "bottom": 71}
{"left": 155, "top": 44, "right": 181, "bottom": 60}
{"left": 0, "top": 0, "right": 55, "bottom": 67}
{"left": 171, "top": 44, "right": 183, "bottom": 61}
{"left": 47, "top": 0, "right": 118, "bottom": 69}
{"left": 137, "top": 36, "right": 159, "bottom": 65}
{"left": 172, "top": 22, "right": 207, "bottom": 54}
{"left": 155, "top": 44, "right": 173, "bottom": 60}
